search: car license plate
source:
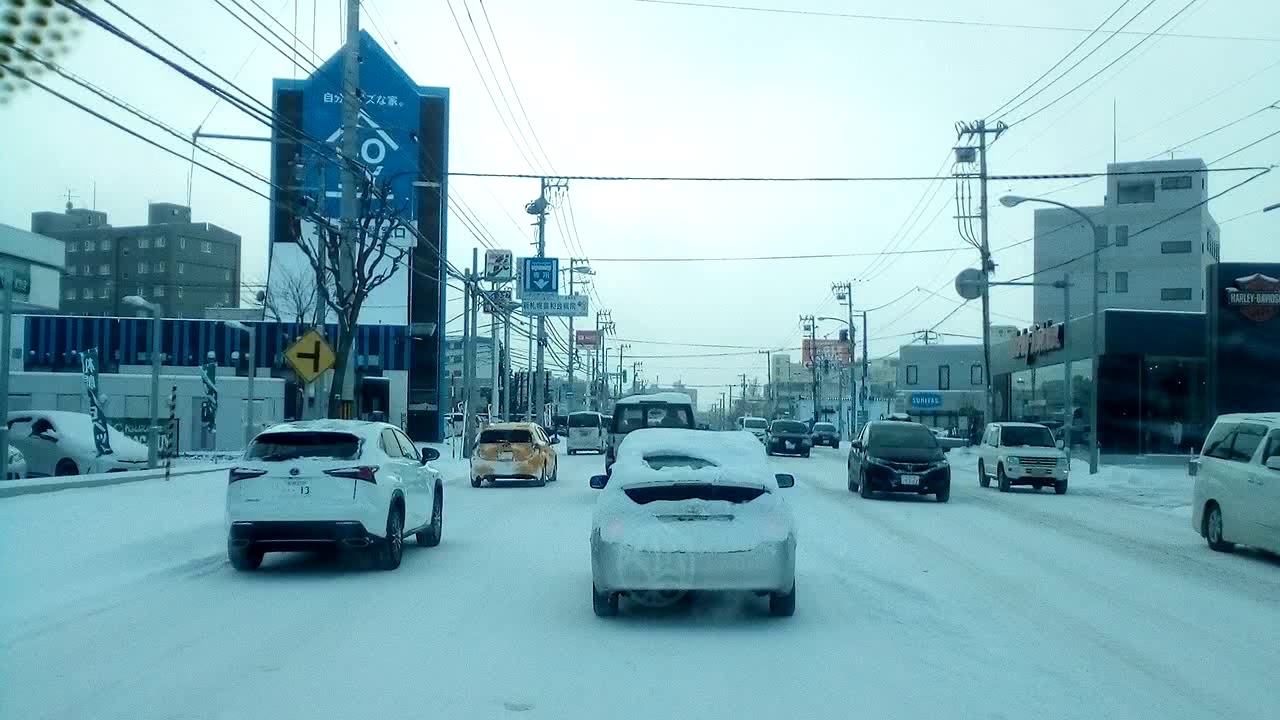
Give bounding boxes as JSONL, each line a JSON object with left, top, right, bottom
{"left": 786, "top": 442, "right": 794, "bottom": 450}
{"left": 900, "top": 474, "right": 920, "bottom": 486}
{"left": 498, "top": 451, "right": 513, "bottom": 461}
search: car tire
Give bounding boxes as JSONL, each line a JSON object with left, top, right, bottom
{"left": 1054, "top": 480, "right": 1068, "bottom": 495}
{"left": 55, "top": 458, "right": 79, "bottom": 477}
{"left": 935, "top": 482, "right": 951, "bottom": 503}
{"left": 859, "top": 471, "right": 873, "bottom": 499}
{"left": 802, "top": 450, "right": 811, "bottom": 458}
{"left": 847, "top": 467, "right": 857, "bottom": 493}
{"left": 769, "top": 581, "right": 796, "bottom": 617}
{"left": 978, "top": 461, "right": 990, "bottom": 488}
{"left": 227, "top": 541, "right": 263, "bottom": 571}
{"left": 416, "top": 486, "right": 443, "bottom": 547}
{"left": 471, "top": 476, "right": 482, "bottom": 488}
{"left": 1204, "top": 503, "right": 1234, "bottom": 553}
{"left": 535, "top": 466, "right": 547, "bottom": 487}
{"left": 833, "top": 441, "right": 840, "bottom": 449}
{"left": 593, "top": 583, "right": 619, "bottom": 617}
{"left": 551, "top": 461, "right": 559, "bottom": 482}
{"left": 766, "top": 447, "right": 774, "bottom": 456}
{"left": 997, "top": 465, "right": 1010, "bottom": 492}
{"left": 376, "top": 505, "right": 404, "bottom": 571}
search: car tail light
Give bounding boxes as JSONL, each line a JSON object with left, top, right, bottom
{"left": 324, "top": 466, "right": 378, "bottom": 483}
{"left": 228, "top": 467, "right": 267, "bottom": 484}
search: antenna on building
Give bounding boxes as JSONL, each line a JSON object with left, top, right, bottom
{"left": 64, "top": 188, "right": 78, "bottom": 211}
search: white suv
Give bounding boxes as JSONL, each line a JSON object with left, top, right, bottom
{"left": 225, "top": 420, "right": 444, "bottom": 571}
{"left": 1191, "top": 412, "right": 1280, "bottom": 555}
{"left": 977, "top": 422, "right": 1069, "bottom": 494}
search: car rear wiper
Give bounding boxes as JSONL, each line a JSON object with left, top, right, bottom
{"left": 256, "top": 452, "right": 299, "bottom": 462}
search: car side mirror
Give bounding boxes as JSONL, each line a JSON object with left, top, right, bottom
{"left": 1266, "top": 457, "right": 1280, "bottom": 472}
{"left": 774, "top": 473, "right": 795, "bottom": 488}
{"left": 550, "top": 435, "right": 560, "bottom": 445}
{"left": 1056, "top": 439, "right": 1065, "bottom": 450}
{"left": 589, "top": 474, "right": 608, "bottom": 489}
{"left": 850, "top": 440, "right": 862, "bottom": 450}
{"left": 421, "top": 447, "right": 440, "bottom": 464}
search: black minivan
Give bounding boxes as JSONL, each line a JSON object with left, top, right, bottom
{"left": 847, "top": 420, "right": 951, "bottom": 502}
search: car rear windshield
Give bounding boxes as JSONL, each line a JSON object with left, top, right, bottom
{"left": 479, "top": 429, "right": 533, "bottom": 444}
{"left": 612, "top": 404, "right": 695, "bottom": 433}
{"left": 624, "top": 483, "right": 765, "bottom": 504}
{"left": 771, "top": 421, "right": 807, "bottom": 433}
{"left": 642, "top": 454, "right": 718, "bottom": 470}
{"left": 813, "top": 423, "right": 836, "bottom": 432}
{"left": 1000, "top": 426, "right": 1055, "bottom": 447}
{"left": 743, "top": 418, "right": 767, "bottom": 429}
{"left": 245, "top": 431, "right": 361, "bottom": 461}
{"left": 568, "top": 413, "right": 601, "bottom": 428}
{"left": 869, "top": 424, "right": 938, "bottom": 449}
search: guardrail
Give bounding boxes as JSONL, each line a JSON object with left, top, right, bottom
{"left": 0, "top": 463, "right": 233, "bottom": 498}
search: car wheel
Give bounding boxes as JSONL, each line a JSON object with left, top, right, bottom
{"left": 1054, "top": 480, "right": 1068, "bottom": 495}
{"left": 471, "top": 476, "right": 482, "bottom": 488}
{"left": 551, "top": 460, "right": 559, "bottom": 482}
{"left": 997, "top": 465, "right": 1010, "bottom": 492}
{"left": 978, "top": 461, "right": 989, "bottom": 488}
{"left": 1204, "top": 503, "right": 1234, "bottom": 553}
{"left": 935, "top": 482, "right": 951, "bottom": 503}
{"left": 416, "top": 486, "right": 443, "bottom": 547}
{"left": 1033, "top": 483, "right": 1044, "bottom": 491}
{"left": 55, "top": 458, "right": 79, "bottom": 476}
{"left": 802, "top": 450, "right": 811, "bottom": 458}
{"left": 376, "top": 505, "right": 404, "bottom": 571}
{"left": 859, "top": 470, "right": 873, "bottom": 499}
{"left": 227, "top": 541, "right": 263, "bottom": 571}
{"left": 769, "top": 581, "right": 796, "bottom": 617}
{"left": 847, "top": 466, "right": 857, "bottom": 493}
{"left": 833, "top": 441, "right": 840, "bottom": 449}
{"left": 592, "top": 583, "right": 619, "bottom": 617}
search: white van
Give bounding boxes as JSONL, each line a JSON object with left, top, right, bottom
{"left": 567, "top": 411, "right": 607, "bottom": 455}
{"left": 1191, "top": 412, "right": 1280, "bottom": 555}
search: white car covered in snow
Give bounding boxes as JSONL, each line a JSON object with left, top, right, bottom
{"left": 6, "top": 411, "right": 150, "bottom": 477}
{"left": 588, "top": 429, "right": 797, "bottom": 617}
{"left": 225, "top": 420, "right": 444, "bottom": 571}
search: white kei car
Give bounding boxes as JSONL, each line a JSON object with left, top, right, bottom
{"left": 1191, "top": 412, "right": 1280, "bottom": 555}
{"left": 977, "top": 422, "right": 1070, "bottom": 494}
{"left": 589, "top": 429, "right": 797, "bottom": 617}
{"left": 6, "top": 411, "right": 150, "bottom": 477}
{"left": 225, "top": 420, "right": 444, "bottom": 571}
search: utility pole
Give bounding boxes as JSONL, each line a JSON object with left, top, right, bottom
{"left": 834, "top": 281, "right": 856, "bottom": 438}
{"left": 0, "top": 268, "right": 14, "bottom": 483}
{"left": 728, "top": 383, "right": 734, "bottom": 420}
{"left": 525, "top": 313, "right": 534, "bottom": 422}
{"left": 337, "top": 0, "right": 361, "bottom": 417}
{"left": 490, "top": 286, "right": 500, "bottom": 423}
{"left": 800, "top": 315, "right": 817, "bottom": 424}
{"left": 502, "top": 305, "right": 511, "bottom": 422}
{"left": 462, "top": 249, "right": 479, "bottom": 457}
{"left": 632, "top": 361, "right": 644, "bottom": 394}
{"left": 758, "top": 350, "right": 772, "bottom": 415}
{"left": 956, "top": 119, "right": 1006, "bottom": 426}
{"left": 861, "top": 310, "right": 869, "bottom": 430}
{"left": 567, "top": 259, "right": 578, "bottom": 410}
{"left": 616, "top": 343, "right": 630, "bottom": 398}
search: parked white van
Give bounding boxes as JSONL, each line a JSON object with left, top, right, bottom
{"left": 567, "top": 411, "right": 607, "bottom": 455}
{"left": 1191, "top": 412, "right": 1280, "bottom": 555}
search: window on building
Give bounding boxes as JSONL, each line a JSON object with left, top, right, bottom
{"left": 177, "top": 287, "right": 184, "bottom": 298}
{"left": 1161, "top": 240, "right": 1192, "bottom": 254}
{"left": 1160, "top": 175, "right": 1192, "bottom": 190}
{"left": 81, "top": 288, "right": 92, "bottom": 299}
{"left": 201, "top": 240, "right": 213, "bottom": 253}
{"left": 178, "top": 262, "right": 185, "bottom": 274}
{"left": 179, "top": 237, "right": 187, "bottom": 249}
{"left": 66, "top": 241, "right": 76, "bottom": 254}
{"left": 222, "top": 292, "right": 231, "bottom": 303}
{"left": 155, "top": 286, "right": 165, "bottom": 297}
{"left": 224, "top": 270, "right": 232, "bottom": 281}
{"left": 938, "top": 365, "right": 951, "bottom": 390}
{"left": 1097, "top": 272, "right": 1108, "bottom": 293}
{"left": 1114, "top": 225, "right": 1128, "bottom": 247}
{"left": 66, "top": 266, "right": 76, "bottom": 276}
{"left": 138, "top": 262, "right": 148, "bottom": 274}
{"left": 138, "top": 237, "right": 150, "bottom": 249}
{"left": 1116, "top": 271, "right": 1129, "bottom": 294}
{"left": 155, "top": 236, "right": 166, "bottom": 248}
{"left": 98, "top": 264, "right": 109, "bottom": 275}
{"left": 1094, "top": 225, "right": 1107, "bottom": 249}
{"left": 84, "top": 240, "right": 94, "bottom": 252}
{"left": 905, "top": 365, "right": 919, "bottom": 385}
{"left": 155, "top": 261, "right": 166, "bottom": 273}
{"left": 82, "top": 265, "right": 90, "bottom": 276}
{"left": 99, "top": 286, "right": 109, "bottom": 299}
{"left": 971, "top": 364, "right": 983, "bottom": 385}
{"left": 64, "top": 288, "right": 75, "bottom": 300}
{"left": 1117, "top": 180, "right": 1155, "bottom": 204}
{"left": 101, "top": 238, "right": 112, "bottom": 251}
{"left": 1162, "top": 287, "right": 1192, "bottom": 301}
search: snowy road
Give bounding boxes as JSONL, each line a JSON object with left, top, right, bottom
{"left": 3, "top": 447, "right": 1278, "bottom": 720}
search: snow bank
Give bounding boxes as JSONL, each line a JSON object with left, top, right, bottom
{"left": 1067, "top": 456, "right": 1195, "bottom": 513}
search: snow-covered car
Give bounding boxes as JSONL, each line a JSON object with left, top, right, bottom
{"left": 6, "top": 411, "right": 149, "bottom": 477}
{"left": 470, "top": 422, "right": 559, "bottom": 486}
{"left": 605, "top": 392, "right": 697, "bottom": 475}
{"left": 1191, "top": 412, "right": 1280, "bottom": 555}
{"left": 588, "top": 429, "right": 797, "bottom": 617}
{"left": 977, "top": 422, "right": 1069, "bottom": 494}
{"left": 5, "top": 444, "right": 25, "bottom": 479}
{"left": 848, "top": 420, "right": 951, "bottom": 502}
{"left": 225, "top": 420, "right": 444, "bottom": 571}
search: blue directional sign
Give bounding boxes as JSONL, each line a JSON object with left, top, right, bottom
{"left": 521, "top": 257, "right": 559, "bottom": 295}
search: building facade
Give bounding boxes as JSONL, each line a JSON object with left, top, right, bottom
{"left": 32, "top": 202, "right": 241, "bottom": 318}
{"left": 894, "top": 343, "right": 986, "bottom": 433}
{"left": 1032, "top": 158, "right": 1218, "bottom": 324}
{"left": 0, "top": 223, "right": 65, "bottom": 312}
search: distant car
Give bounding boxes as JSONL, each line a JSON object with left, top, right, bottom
{"left": 977, "top": 422, "right": 1069, "bottom": 494}
{"left": 810, "top": 422, "right": 839, "bottom": 448}
{"left": 471, "top": 422, "right": 559, "bottom": 487}
{"left": 6, "top": 411, "right": 149, "bottom": 477}
{"left": 5, "top": 445, "right": 25, "bottom": 479}
{"left": 738, "top": 416, "right": 768, "bottom": 442}
{"left": 225, "top": 420, "right": 444, "bottom": 571}
{"left": 1191, "top": 412, "right": 1280, "bottom": 555}
{"left": 847, "top": 420, "right": 951, "bottom": 502}
{"left": 567, "top": 411, "right": 607, "bottom": 455}
{"left": 588, "top": 428, "right": 797, "bottom": 617}
{"left": 766, "top": 419, "right": 811, "bottom": 457}
{"left": 605, "top": 393, "right": 696, "bottom": 475}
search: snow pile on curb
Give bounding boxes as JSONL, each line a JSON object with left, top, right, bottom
{"left": 1067, "top": 457, "right": 1194, "bottom": 513}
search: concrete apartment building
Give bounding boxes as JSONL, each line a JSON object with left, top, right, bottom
{"left": 32, "top": 202, "right": 242, "bottom": 318}
{"left": 1032, "top": 158, "right": 1218, "bottom": 324}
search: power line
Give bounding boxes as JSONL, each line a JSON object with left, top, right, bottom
{"left": 631, "top": 0, "right": 1280, "bottom": 42}
{"left": 586, "top": 245, "right": 968, "bottom": 263}
{"left": 475, "top": 0, "right": 557, "bottom": 173}
{"left": 448, "top": 167, "right": 1259, "bottom": 182}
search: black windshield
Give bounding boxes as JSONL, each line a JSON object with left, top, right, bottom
{"left": 771, "top": 421, "right": 808, "bottom": 433}
{"left": 869, "top": 424, "right": 938, "bottom": 450}
{"left": 813, "top": 423, "right": 836, "bottom": 432}
{"left": 568, "top": 413, "right": 601, "bottom": 428}
{"left": 1000, "top": 426, "right": 1055, "bottom": 447}
{"left": 479, "top": 429, "right": 533, "bottom": 444}
{"left": 245, "top": 432, "right": 361, "bottom": 461}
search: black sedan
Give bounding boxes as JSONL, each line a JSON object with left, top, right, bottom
{"left": 810, "top": 422, "right": 839, "bottom": 448}
{"left": 766, "top": 420, "right": 812, "bottom": 457}
{"left": 847, "top": 420, "right": 950, "bottom": 502}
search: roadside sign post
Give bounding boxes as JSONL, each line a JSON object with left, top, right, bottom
{"left": 0, "top": 268, "right": 15, "bottom": 481}
{"left": 519, "top": 257, "right": 559, "bottom": 296}
{"left": 285, "top": 329, "right": 337, "bottom": 386}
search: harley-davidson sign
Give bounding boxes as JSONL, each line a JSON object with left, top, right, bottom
{"left": 1224, "top": 273, "right": 1280, "bottom": 322}
{"left": 1012, "top": 323, "right": 1064, "bottom": 363}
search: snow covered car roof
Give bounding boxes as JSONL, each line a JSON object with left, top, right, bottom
{"left": 991, "top": 421, "right": 1054, "bottom": 429}
{"left": 257, "top": 419, "right": 397, "bottom": 442}
{"left": 614, "top": 392, "right": 694, "bottom": 406}
{"left": 8, "top": 410, "right": 148, "bottom": 455}
{"left": 611, "top": 429, "right": 778, "bottom": 490}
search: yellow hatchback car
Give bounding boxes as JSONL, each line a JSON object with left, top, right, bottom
{"left": 471, "top": 422, "right": 560, "bottom": 487}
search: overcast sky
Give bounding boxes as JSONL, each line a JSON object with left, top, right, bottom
{"left": 2, "top": 0, "right": 1277, "bottom": 399}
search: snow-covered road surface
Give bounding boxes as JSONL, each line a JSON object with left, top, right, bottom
{"left": 3, "top": 447, "right": 1278, "bottom": 720}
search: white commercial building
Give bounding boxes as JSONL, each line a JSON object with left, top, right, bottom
{"left": 1031, "top": 158, "right": 1218, "bottom": 324}
{"left": 0, "top": 223, "right": 65, "bottom": 312}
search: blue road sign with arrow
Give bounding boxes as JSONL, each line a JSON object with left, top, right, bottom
{"left": 521, "top": 257, "right": 559, "bottom": 295}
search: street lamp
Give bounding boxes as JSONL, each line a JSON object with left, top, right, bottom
{"left": 999, "top": 194, "right": 1101, "bottom": 474}
{"left": 225, "top": 320, "right": 257, "bottom": 448}
{"left": 124, "top": 295, "right": 163, "bottom": 468}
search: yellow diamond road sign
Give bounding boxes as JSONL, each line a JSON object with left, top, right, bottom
{"left": 285, "top": 329, "right": 336, "bottom": 385}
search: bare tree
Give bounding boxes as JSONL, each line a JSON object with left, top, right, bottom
{"left": 255, "top": 265, "right": 319, "bottom": 325}
{"left": 295, "top": 176, "right": 411, "bottom": 417}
